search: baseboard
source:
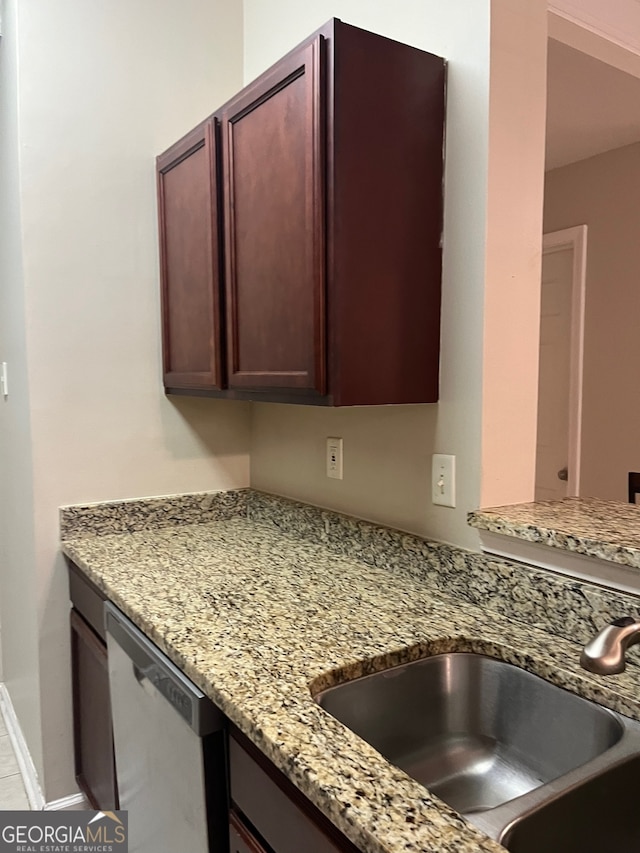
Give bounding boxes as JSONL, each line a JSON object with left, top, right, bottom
{"left": 0, "top": 683, "right": 45, "bottom": 810}
{"left": 0, "top": 685, "right": 88, "bottom": 812}
{"left": 45, "top": 792, "right": 88, "bottom": 811}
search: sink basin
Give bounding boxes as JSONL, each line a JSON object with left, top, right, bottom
{"left": 500, "top": 755, "right": 640, "bottom": 853}
{"left": 315, "top": 653, "right": 622, "bottom": 815}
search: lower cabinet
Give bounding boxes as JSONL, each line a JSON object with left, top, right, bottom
{"left": 68, "top": 563, "right": 359, "bottom": 852}
{"left": 228, "top": 727, "right": 360, "bottom": 853}
{"left": 68, "top": 563, "right": 118, "bottom": 810}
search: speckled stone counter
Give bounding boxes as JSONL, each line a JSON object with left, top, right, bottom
{"left": 469, "top": 497, "right": 640, "bottom": 569}
{"left": 60, "top": 490, "right": 640, "bottom": 853}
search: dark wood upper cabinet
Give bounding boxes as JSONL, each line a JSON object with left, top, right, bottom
{"left": 157, "top": 19, "right": 445, "bottom": 406}
{"left": 157, "top": 119, "right": 224, "bottom": 390}
{"left": 222, "top": 37, "right": 326, "bottom": 397}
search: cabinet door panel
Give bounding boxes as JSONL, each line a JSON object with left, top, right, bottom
{"left": 70, "top": 611, "right": 118, "bottom": 810}
{"left": 157, "top": 119, "right": 224, "bottom": 390}
{"left": 222, "top": 37, "right": 325, "bottom": 394}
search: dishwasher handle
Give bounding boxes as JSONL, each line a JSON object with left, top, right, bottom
{"left": 105, "top": 602, "right": 224, "bottom": 737}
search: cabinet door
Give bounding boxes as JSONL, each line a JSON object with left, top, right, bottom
{"left": 157, "top": 119, "right": 224, "bottom": 390}
{"left": 70, "top": 610, "right": 118, "bottom": 810}
{"left": 222, "top": 37, "right": 326, "bottom": 395}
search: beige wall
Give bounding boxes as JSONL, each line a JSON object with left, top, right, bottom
{"left": 549, "top": 11, "right": 640, "bottom": 79}
{"left": 2, "top": 0, "right": 249, "bottom": 801}
{"left": 245, "top": 0, "right": 547, "bottom": 543}
{"left": 0, "top": 0, "right": 551, "bottom": 799}
{"left": 544, "top": 141, "right": 640, "bottom": 501}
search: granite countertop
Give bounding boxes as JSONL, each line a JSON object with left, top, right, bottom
{"left": 61, "top": 490, "right": 640, "bottom": 853}
{"left": 468, "top": 497, "right": 640, "bottom": 569}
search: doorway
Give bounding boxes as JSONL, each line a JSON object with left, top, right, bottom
{"left": 535, "top": 226, "right": 586, "bottom": 500}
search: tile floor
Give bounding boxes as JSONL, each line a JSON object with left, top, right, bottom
{"left": 0, "top": 714, "right": 30, "bottom": 810}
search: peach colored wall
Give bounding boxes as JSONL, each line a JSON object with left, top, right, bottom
{"left": 480, "top": 0, "right": 548, "bottom": 509}
{"left": 544, "top": 142, "right": 640, "bottom": 501}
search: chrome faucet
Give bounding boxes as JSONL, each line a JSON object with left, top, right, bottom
{"left": 580, "top": 617, "right": 640, "bottom": 674}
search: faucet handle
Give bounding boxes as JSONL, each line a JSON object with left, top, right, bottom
{"left": 580, "top": 617, "right": 640, "bottom": 675}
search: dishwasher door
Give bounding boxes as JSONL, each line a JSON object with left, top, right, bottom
{"left": 105, "top": 603, "right": 227, "bottom": 853}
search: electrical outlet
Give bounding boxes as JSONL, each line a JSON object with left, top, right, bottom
{"left": 0, "top": 363, "right": 8, "bottom": 398}
{"left": 432, "top": 453, "right": 455, "bottom": 507}
{"left": 326, "top": 437, "right": 343, "bottom": 480}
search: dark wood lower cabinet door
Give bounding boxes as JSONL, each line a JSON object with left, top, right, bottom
{"left": 70, "top": 610, "right": 118, "bottom": 810}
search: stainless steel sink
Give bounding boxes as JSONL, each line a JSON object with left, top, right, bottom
{"left": 314, "top": 653, "right": 640, "bottom": 840}
{"left": 500, "top": 755, "right": 640, "bottom": 852}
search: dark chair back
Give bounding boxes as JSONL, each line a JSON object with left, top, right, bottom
{"left": 629, "top": 472, "right": 640, "bottom": 504}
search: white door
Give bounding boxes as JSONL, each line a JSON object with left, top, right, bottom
{"left": 535, "top": 227, "right": 586, "bottom": 501}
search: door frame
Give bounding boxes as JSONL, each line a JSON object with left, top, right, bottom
{"left": 541, "top": 225, "right": 587, "bottom": 497}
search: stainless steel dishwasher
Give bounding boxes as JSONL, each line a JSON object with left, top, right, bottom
{"left": 105, "top": 603, "right": 228, "bottom": 853}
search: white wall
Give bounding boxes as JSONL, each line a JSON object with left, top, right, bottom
{"left": 544, "top": 142, "right": 640, "bottom": 501}
{"left": 245, "top": 0, "right": 547, "bottom": 543}
{"left": 2, "top": 0, "right": 249, "bottom": 801}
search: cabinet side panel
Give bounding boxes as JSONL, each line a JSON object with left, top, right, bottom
{"left": 157, "top": 121, "right": 224, "bottom": 390}
{"left": 223, "top": 38, "right": 326, "bottom": 394}
{"left": 329, "top": 24, "right": 445, "bottom": 405}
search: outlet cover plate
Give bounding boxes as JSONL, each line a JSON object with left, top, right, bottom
{"left": 326, "top": 437, "right": 343, "bottom": 480}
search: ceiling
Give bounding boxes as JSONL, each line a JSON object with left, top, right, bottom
{"left": 545, "top": 38, "right": 640, "bottom": 170}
